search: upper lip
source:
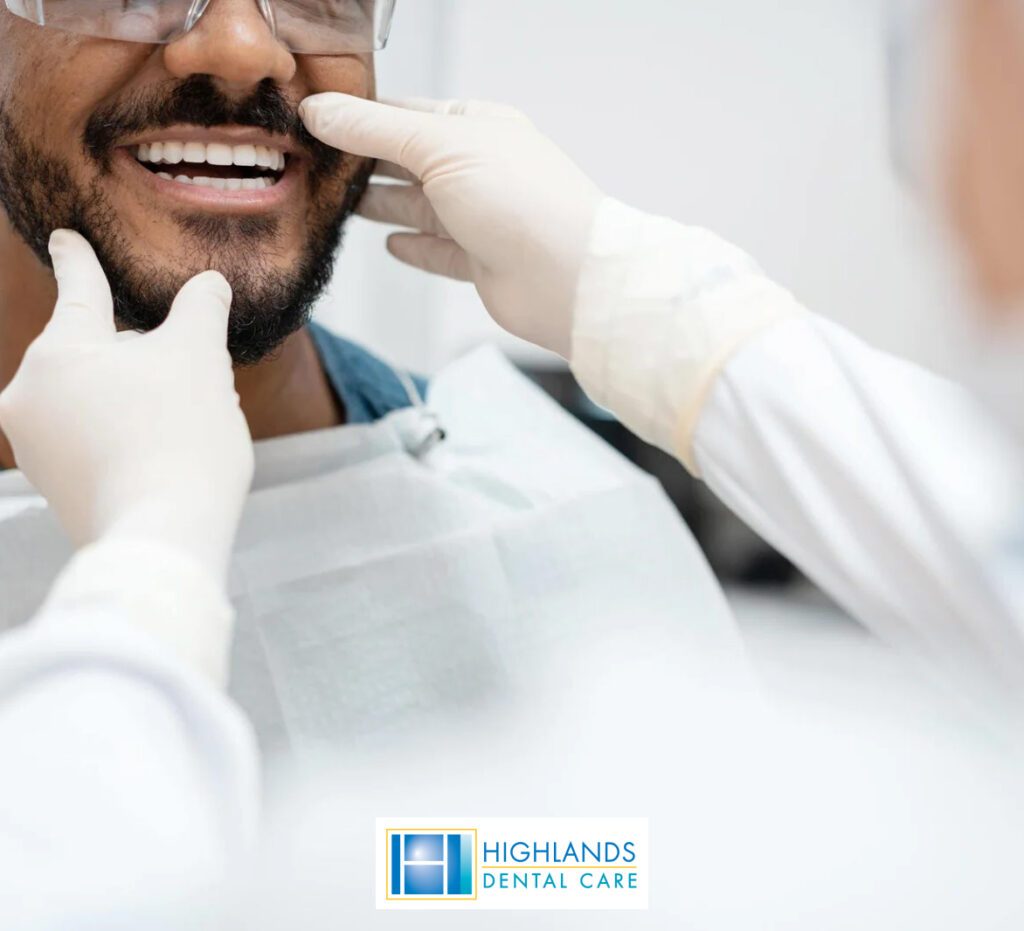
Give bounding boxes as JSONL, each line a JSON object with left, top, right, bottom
{"left": 119, "top": 125, "right": 302, "bottom": 157}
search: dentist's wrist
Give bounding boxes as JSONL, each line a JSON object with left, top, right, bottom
{"left": 570, "top": 198, "right": 805, "bottom": 476}
{"left": 101, "top": 494, "right": 238, "bottom": 581}
{"left": 37, "top": 534, "right": 236, "bottom": 686}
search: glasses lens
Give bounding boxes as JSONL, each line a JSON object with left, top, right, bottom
{"left": 275, "top": 0, "right": 396, "bottom": 54}
{"left": 6, "top": 0, "right": 194, "bottom": 43}
{"left": 4, "top": 0, "right": 395, "bottom": 53}
{"left": 887, "top": 0, "right": 950, "bottom": 186}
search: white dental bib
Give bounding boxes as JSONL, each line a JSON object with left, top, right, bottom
{"left": 0, "top": 347, "right": 743, "bottom": 750}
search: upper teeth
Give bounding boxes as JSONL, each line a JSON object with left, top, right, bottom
{"left": 135, "top": 141, "right": 286, "bottom": 171}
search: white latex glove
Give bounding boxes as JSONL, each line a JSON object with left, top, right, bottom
{"left": 299, "top": 94, "right": 603, "bottom": 359}
{"left": 0, "top": 230, "right": 253, "bottom": 578}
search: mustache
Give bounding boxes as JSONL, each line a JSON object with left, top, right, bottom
{"left": 83, "top": 74, "right": 342, "bottom": 176}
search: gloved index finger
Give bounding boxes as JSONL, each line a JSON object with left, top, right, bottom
{"left": 45, "top": 230, "right": 116, "bottom": 342}
{"left": 299, "top": 93, "right": 445, "bottom": 179}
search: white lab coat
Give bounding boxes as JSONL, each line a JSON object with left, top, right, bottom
{"left": 0, "top": 539, "right": 259, "bottom": 925}
{"left": 695, "top": 314, "right": 1024, "bottom": 693}
{"left": 571, "top": 196, "right": 1024, "bottom": 698}
{"left": 4, "top": 196, "right": 1024, "bottom": 924}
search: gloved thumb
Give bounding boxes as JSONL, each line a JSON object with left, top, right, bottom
{"left": 160, "top": 270, "right": 233, "bottom": 347}
{"left": 300, "top": 93, "right": 443, "bottom": 178}
{"left": 45, "top": 230, "right": 116, "bottom": 342}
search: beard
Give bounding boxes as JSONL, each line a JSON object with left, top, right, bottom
{"left": 0, "top": 76, "right": 372, "bottom": 365}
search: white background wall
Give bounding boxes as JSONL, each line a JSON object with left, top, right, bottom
{"left": 317, "top": 0, "right": 962, "bottom": 378}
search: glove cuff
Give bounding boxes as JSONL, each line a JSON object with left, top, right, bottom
{"left": 570, "top": 197, "right": 805, "bottom": 475}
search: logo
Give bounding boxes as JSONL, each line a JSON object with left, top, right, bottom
{"left": 378, "top": 819, "right": 648, "bottom": 910}
{"left": 386, "top": 829, "right": 477, "bottom": 900}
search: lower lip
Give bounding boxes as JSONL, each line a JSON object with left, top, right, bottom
{"left": 114, "top": 147, "right": 300, "bottom": 213}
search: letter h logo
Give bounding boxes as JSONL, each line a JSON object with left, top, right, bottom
{"left": 387, "top": 829, "right": 476, "bottom": 900}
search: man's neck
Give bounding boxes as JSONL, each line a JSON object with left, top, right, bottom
{"left": 235, "top": 327, "right": 345, "bottom": 443}
{"left": 0, "top": 221, "right": 344, "bottom": 469}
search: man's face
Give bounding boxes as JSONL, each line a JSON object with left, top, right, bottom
{"left": 0, "top": 4, "right": 376, "bottom": 363}
{"left": 947, "top": 0, "right": 1024, "bottom": 314}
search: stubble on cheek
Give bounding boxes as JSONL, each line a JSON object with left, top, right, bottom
{"left": 0, "top": 34, "right": 133, "bottom": 265}
{"left": 0, "top": 105, "right": 112, "bottom": 268}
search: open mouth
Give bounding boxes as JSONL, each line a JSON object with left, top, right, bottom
{"left": 131, "top": 140, "right": 289, "bottom": 191}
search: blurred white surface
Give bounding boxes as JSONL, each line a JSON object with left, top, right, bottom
{"left": 317, "top": 0, "right": 963, "bottom": 377}
{"left": 238, "top": 618, "right": 1024, "bottom": 930}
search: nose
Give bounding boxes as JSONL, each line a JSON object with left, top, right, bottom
{"left": 162, "top": 0, "right": 297, "bottom": 91}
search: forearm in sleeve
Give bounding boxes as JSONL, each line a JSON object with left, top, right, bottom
{"left": 0, "top": 538, "right": 259, "bottom": 920}
{"left": 570, "top": 199, "right": 1024, "bottom": 687}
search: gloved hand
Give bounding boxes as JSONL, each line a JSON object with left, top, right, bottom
{"left": 299, "top": 94, "right": 604, "bottom": 359}
{"left": 0, "top": 230, "right": 253, "bottom": 578}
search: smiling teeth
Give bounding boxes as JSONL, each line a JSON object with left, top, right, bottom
{"left": 155, "top": 171, "right": 275, "bottom": 190}
{"left": 136, "top": 141, "right": 286, "bottom": 171}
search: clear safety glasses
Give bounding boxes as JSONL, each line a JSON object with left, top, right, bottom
{"left": 886, "top": 0, "right": 951, "bottom": 184}
{"left": 3, "top": 0, "right": 396, "bottom": 55}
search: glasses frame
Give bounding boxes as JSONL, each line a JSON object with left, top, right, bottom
{"left": 4, "top": 0, "right": 398, "bottom": 55}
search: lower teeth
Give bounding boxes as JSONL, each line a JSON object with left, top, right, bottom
{"left": 155, "top": 171, "right": 274, "bottom": 191}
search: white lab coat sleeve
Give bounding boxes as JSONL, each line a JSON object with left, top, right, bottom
{"left": 694, "top": 316, "right": 1024, "bottom": 684}
{"left": 571, "top": 198, "right": 1024, "bottom": 686}
{"left": 0, "top": 538, "right": 259, "bottom": 921}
